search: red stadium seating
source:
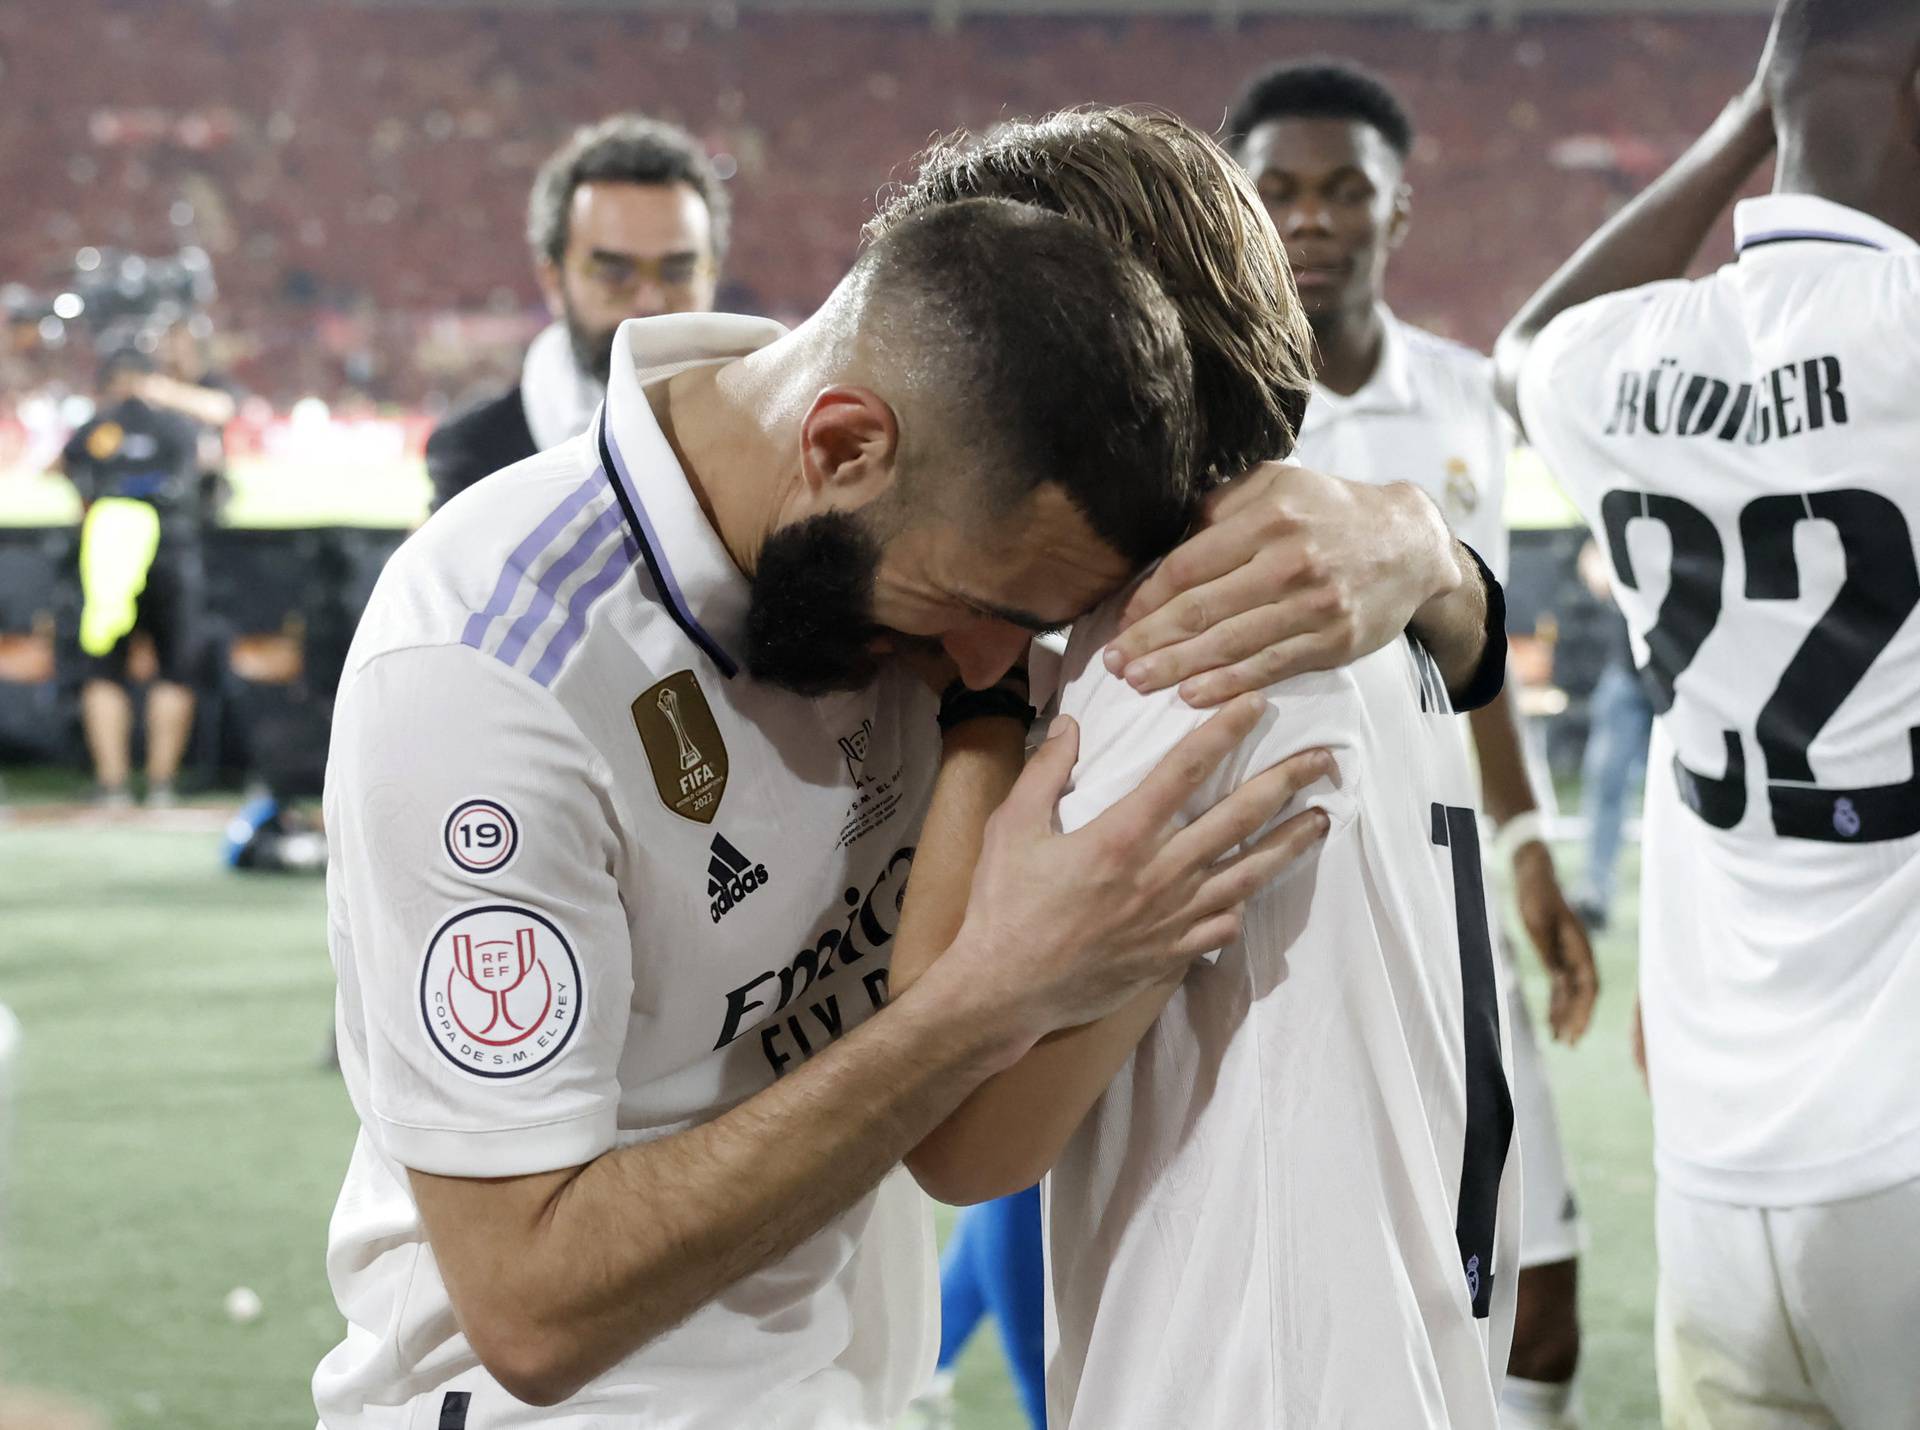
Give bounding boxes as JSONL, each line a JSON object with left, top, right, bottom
{"left": 0, "top": 3, "right": 1766, "bottom": 406}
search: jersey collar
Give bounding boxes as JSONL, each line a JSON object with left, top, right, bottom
{"left": 1734, "top": 194, "right": 1920, "bottom": 257}
{"left": 598, "top": 312, "right": 790, "bottom": 679}
{"left": 1301, "top": 306, "right": 1416, "bottom": 430}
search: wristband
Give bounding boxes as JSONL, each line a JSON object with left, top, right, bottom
{"left": 937, "top": 677, "right": 1036, "bottom": 734}
{"left": 1450, "top": 543, "right": 1509, "bottom": 714}
{"left": 1493, "top": 811, "right": 1546, "bottom": 866}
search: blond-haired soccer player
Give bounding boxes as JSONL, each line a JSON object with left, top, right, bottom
{"left": 888, "top": 118, "right": 1523, "bottom": 1430}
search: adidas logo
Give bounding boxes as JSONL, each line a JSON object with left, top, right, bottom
{"left": 708, "top": 833, "right": 770, "bottom": 924}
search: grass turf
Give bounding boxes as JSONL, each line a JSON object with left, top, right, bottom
{"left": 0, "top": 817, "right": 1651, "bottom": 1428}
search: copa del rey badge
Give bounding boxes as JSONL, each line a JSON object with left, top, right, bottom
{"left": 419, "top": 905, "right": 582, "bottom": 1078}
{"left": 633, "top": 669, "right": 728, "bottom": 825}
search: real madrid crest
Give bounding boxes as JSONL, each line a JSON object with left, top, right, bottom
{"left": 1443, "top": 457, "right": 1479, "bottom": 519}
{"left": 633, "top": 669, "right": 729, "bottom": 824}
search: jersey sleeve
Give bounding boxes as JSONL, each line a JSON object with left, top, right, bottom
{"left": 1515, "top": 285, "right": 1680, "bottom": 502}
{"left": 326, "top": 643, "right": 634, "bottom": 1178}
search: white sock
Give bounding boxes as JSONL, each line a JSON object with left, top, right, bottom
{"left": 1501, "top": 1374, "right": 1581, "bottom": 1430}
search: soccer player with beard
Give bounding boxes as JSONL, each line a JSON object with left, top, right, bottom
{"left": 426, "top": 115, "right": 728, "bottom": 510}
{"left": 318, "top": 108, "right": 1504, "bottom": 1419}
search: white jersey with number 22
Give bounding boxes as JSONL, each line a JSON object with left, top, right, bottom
{"left": 1519, "top": 193, "right": 1920, "bottom": 1206}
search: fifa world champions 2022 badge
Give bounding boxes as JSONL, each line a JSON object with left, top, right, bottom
{"left": 633, "top": 669, "right": 728, "bottom": 825}
{"left": 420, "top": 905, "right": 583, "bottom": 1078}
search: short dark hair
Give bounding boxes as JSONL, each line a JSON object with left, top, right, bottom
{"left": 527, "top": 113, "right": 730, "bottom": 269}
{"left": 858, "top": 198, "right": 1200, "bottom": 566}
{"left": 1226, "top": 59, "right": 1415, "bottom": 160}
{"left": 870, "top": 108, "right": 1313, "bottom": 482}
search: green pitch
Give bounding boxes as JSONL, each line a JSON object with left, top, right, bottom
{"left": 0, "top": 817, "right": 1653, "bottom": 1428}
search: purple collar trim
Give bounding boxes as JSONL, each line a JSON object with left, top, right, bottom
{"left": 596, "top": 408, "right": 738, "bottom": 678}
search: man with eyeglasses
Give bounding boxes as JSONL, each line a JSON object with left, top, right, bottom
{"left": 426, "top": 114, "right": 728, "bottom": 511}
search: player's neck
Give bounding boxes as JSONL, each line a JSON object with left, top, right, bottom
{"left": 648, "top": 359, "right": 787, "bottom": 577}
{"left": 1310, "top": 306, "right": 1387, "bottom": 398}
{"left": 1773, "top": 166, "right": 1920, "bottom": 245}
{"left": 1774, "top": 98, "right": 1920, "bottom": 245}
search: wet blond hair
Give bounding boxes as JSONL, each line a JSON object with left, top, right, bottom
{"left": 869, "top": 106, "right": 1313, "bottom": 484}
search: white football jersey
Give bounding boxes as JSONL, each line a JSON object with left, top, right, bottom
{"left": 1520, "top": 193, "right": 1920, "bottom": 1206}
{"left": 1294, "top": 314, "right": 1590, "bottom": 1273}
{"left": 316, "top": 314, "right": 939, "bottom": 1428}
{"left": 1294, "top": 306, "right": 1512, "bottom": 584}
{"left": 1041, "top": 600, "right": 1521, "bottom": 1428}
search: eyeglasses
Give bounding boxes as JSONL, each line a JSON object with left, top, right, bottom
{"left": 577, "top": 250, "right": 713, "bottom": 297}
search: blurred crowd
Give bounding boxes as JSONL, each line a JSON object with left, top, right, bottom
{"left": 2, "top": 1, "right": 1763, "bottom": 415}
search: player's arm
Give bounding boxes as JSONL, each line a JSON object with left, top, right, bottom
{"left": 134, "top": 372, "right": 237, "bottom": 429}
{"left": 891, "top": 703, "right": 1331, "bottom": 1207}
{"left": 1460, "top": 403, "right": 1596, "bottom": 1043}
{"left": 373, "top": 670, "right": 1309, "bottom": 1405}
{"left": 1468, "top": 689, "right": 1598, "bottom": 1045}
{"left": 411, "top": 959, "right": 1033, "bottom": 1401}
{"left": 1102, "top": 462, "right": 1501, "bottom": 711}
{"left": 1493, "top": 56, "right": 1776, "bottom": 429}
{"left": 887, "top": 717, "right": 1171, "bottom": 1205}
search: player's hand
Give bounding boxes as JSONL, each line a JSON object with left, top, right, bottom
{"left": 1103, "top": 464, "right": 1457, "bottom": 707}
{"left": 1741, "top": 5, "right": 1782, "bottom": 137}
{"left": 1513, "top": 841, "right": 1599, "bottom": 1045}
{"left": 947, "top": 696, "right": 1331, "bottom": 1039}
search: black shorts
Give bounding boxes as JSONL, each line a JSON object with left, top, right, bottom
{"left": 81, "top": 539, "right": 207, "bottom": 685}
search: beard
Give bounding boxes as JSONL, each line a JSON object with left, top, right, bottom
{"left": 561, "top": 291, "right": 620, "bottom": 389}
{"left": 743, "top": 511, "right": 892, "bottom": 697}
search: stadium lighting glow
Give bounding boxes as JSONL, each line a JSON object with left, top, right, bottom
{"left": 290, "top": 396, "right": 332, "bottom": 428}
{"left": 52, "top": 292, "right": 84, "bottom": 319}
{"left": 75, "top": 246, "right": 102, "bottom": 271}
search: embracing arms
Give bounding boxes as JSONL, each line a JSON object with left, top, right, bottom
{"left": 398, "top": 694, "right": 1310, "bottom": 1405}
{"left": 1104, "top": 463, "right": 1499, "bottom": 709}
{"left": 411, "top": 962, "right": 1019, "bottom": 1403}
{"left": 888, "top": 707, "right": 1331, "bottom": 1206}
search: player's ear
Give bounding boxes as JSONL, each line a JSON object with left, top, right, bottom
{"left": 798, "top": 386, "right": 901, "bottom": 508}
{"left": 1387, "top": 180, "right": 1413, "bottom": 251}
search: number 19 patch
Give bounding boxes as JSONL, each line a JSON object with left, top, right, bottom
{"left": 444, "top": 798, "right": 520, "bottom": 876}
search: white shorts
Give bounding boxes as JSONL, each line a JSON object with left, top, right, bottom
{"left": 1504, "top": 961, "right": 1583, "bottom": 1269}
{"left": 1656, "top": 1177, "right": 1920, "bottom": 1430}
